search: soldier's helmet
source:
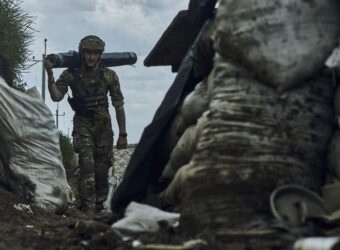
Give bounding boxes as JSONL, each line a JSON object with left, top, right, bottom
{"left": 78, "top": 35, "right": 105, "bottom": 53}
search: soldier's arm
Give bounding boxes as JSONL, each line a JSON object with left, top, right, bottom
{"left": 44, "top": 59, "right": 70, "bottom": 102}
{"left": 48, "top": 70, "right": 71, "bottom": 102}
{"left": 107, "top": 69, "right": 127, "bottom": 148}
{"left": 115, "top": 105, "right": 127, "bottom": 135}
{"left": 115, "top": 104, "right": 128, "bottom": 149}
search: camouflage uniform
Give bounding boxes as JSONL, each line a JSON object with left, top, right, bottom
{"left": 55, "top": 65, "right": 124, "bottom": 211}
{"left": 45, "top": 35, "right": 127, "bottom": 212}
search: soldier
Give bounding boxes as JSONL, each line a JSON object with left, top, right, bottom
{"left": 44, "top": 35, "right": 128, "bottom": 213}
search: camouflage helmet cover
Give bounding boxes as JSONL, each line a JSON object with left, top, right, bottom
{"left": 79, "top": 35, "right": 105, "bottom": 53}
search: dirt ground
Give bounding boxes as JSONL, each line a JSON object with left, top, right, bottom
{"left": 0, "top": 183, "right": 297, "bottom": 250}
{"left": 0, "top": 185, "right": 129, "bottom": 250}
{"left": 0, "top": 148, "right": 197, "bottom": 250}
{"left": 0, "top": 150, "right": 132, "bottom": 250}
{"left": 0, "top": 185, "right": 224, "bottom": 250}
{"left": 0, "top": 148, "right": 295, "bottom": 250}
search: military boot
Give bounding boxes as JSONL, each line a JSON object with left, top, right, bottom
{"left": 95, "top": 167, "right": 109, "bottom": 214}
{"left": 78, "top": 175, "right": 95, "bottom": 212}
{"left": 77, "top": 148, "right": 96, "bottom": 212}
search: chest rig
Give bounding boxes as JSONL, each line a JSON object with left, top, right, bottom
{"left": 68, "top": 67, "right": 109, "bottom": 116}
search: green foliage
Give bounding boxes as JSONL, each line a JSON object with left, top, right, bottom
{"left": 127, "top": 143, "right": 138, "bottom": 148}
{"left": 114, "top": 143, "right": 137, "bottom": 149}
{"left": 59, "top": 132, "right": 77, "bottom": 177}
{"left": 11, "top": 79, "right": 27, "bottom": 92}
{"left": 0, "top": 0, "right": 34, "bottom": 82}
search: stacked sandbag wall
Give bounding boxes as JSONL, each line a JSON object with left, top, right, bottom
{"left": 326, "top": 82, "right": 340, "bottom": 210}
{"left": 161, "top": 80, "right": 209, "bottom": 180}
{"left": 159, "top": 19, "right": 215, "bottom": 171}
{"left": 161, "top": 0, "right": 340, "bottom": 233}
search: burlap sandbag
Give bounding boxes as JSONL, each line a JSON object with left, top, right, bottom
{"left": 334, "top": 84, "right": 340, "bottom": 117}
{"left": 161, "top": 112, "right": 210, "bottom": 203}
{"left": 327, "top": 130, "right": 340, "bottom": 180}
{"left": 162, "top": 125, "right": 197, "bottom": 180}
{"left": 328, "top": 84, "right": 340, "bottom": 181}
{"left": 167, "top": 55, "right": 333, "bottom": 231}
{"left": 180, "top": 79, "right": 209, "bottom": 131}
{"left": 160, "top": 163, "right": 193, "bottom": 206}
{"left": 0, "top": 156, "right": 6, "bottom": 188}
{"left": 214, "top": 0, "right": 340, "bottom": 90}
{"left": 164, "top": 80, "right": 209, "bottom": 155}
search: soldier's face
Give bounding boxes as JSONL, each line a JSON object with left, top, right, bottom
{"left": 83, "top": 51, "right": 100, "bottom": 68}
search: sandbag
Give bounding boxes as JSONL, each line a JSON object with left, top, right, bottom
{"left": 161, "top": 110, "right": 210, "bottom": 182}
{"left": 0, "top": 77, "right": 71, "bottom": 213}
{"left": 327, "top": 130, "right": 340, "bottom": 180}
{"left": 214, "top": 0, "right": 340, "bottom": 89}
{"left": 160, "top": 163, "right": 193, "bottom": 206}
{"left": 180, "top": 79, "right": 209, "bottom": 129}
{"left": 162, "top": 125, "right": 197, "bottom": 180}
{"left": 165, "top": 80, "right": 209, "bottom": 152}
{"left": 0, "top": 156, "right": 6, "bottom": 187}
{"left": 334, "top": 85, "right": 340, "bottom": 117}
{"left": 172, "top": 55, "right": 334, "bottom": 231}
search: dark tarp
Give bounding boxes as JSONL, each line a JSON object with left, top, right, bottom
{"left": 144, "top": 0, "right": 217, "bottom": 71}
{"left": 111, "top": 0, "right": 217, "bottom": 213}
{"left": 111, "top": 52, "right": 199, "bottom": 212}
{"left": 143, "top": 10, "right": 201, "bottom": 69}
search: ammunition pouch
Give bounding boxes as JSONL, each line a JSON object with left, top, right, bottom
{"left": 68, "top": 95, "right": 108, "bottom": 116}
{"left": 68, "top": 67, "right": 110, "bottom": 116}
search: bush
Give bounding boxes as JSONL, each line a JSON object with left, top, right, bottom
{"left": 0, "top": 0, "right": 34, "bottom": 86}
{"left": 59, "top": 132, "right": 77, "bottom": 178}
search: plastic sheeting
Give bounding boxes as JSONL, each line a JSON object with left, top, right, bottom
{"left": 0, "top": 77, "right": 71, "bottom": 213}
{"left": 112, "top": 202, "right": 180, "bottom": 233}
{"left": 294, "top": 237, "right": 340, "bottom": 250}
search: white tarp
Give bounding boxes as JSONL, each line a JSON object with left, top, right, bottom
{"left": 112, "top": 202, "right": 180, "bottom": 233}
{"left": 325, "top": 47, "right": 340, "bottom": 70}
{"left": 294, "top": 237, "right": 340, "bottom": 250}
{"left": 0, "top": 77, "right": 70, "bottom": 213}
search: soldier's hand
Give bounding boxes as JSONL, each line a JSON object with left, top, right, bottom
{"left": 44, "top": 58, "right": 54, "bottom": 74}
{"left": 116, "top": 136, "right": 127, "bottom": 149}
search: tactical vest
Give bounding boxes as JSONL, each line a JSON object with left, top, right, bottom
{"left": 68, "top": 67, "right": 109, "bottom": 116}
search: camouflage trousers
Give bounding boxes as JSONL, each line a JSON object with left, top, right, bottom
{"left": 72, "top": 113, "right": 113, "bottom": 212}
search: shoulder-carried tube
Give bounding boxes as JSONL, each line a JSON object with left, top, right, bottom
{"left": 46, "top": 51, "right": 137, "bottom": 68}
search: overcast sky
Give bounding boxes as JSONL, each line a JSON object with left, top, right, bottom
{"left": 21, "top": 0, "right": 188, "bottom": 143}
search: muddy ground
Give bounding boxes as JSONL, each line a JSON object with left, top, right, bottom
{"left": 0, "top": 188, "right": 294, "bottom": 250}
{"left": 0, "top": 149, "right": 199, "bottom": 250}
{"left": 0, "top": 185, "right": 218, "bottom": 250}
{"left": 0, "top": 149, "right": 132, "bottom": 250}
{"left": 0, "top": 148, "right": 295, "bottom": 250}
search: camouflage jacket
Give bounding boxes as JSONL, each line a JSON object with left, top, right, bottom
{"left": 55, "top": 65, "right": 124, "bottom": 114}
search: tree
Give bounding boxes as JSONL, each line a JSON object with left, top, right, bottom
{"left": 0, "top": 0, "right": 34, "bottom": 90}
